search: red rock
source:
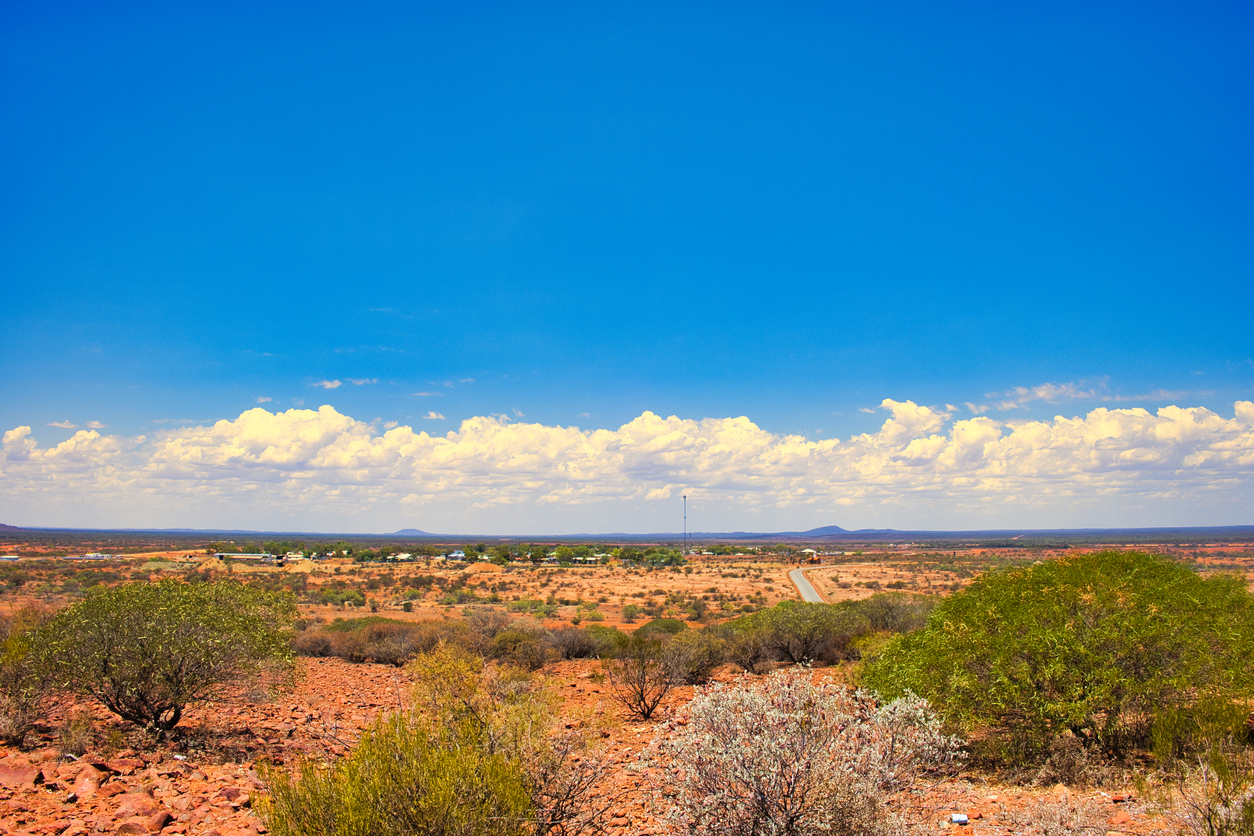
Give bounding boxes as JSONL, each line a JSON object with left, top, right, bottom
{"left": 114, "top": 792, "right": 162, "bottom": 819}
{"left": 107, "top": 758, "right": 145, "bottom": 775}
{"left": 147, "top": 810, "right": 173, "bottom": 831}
{"left": 1110, "top": 810, "right": 1131, "bottom": 825}
{"left": 116, "top": 822, "right": 148, "bottom": 836}
{"left": 73, "top": 766, "right": 104, "bottom": 797}
{"left": 0, "top": 765, "right": 42, "bottom": 789}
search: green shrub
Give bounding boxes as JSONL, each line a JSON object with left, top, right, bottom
{"left": 508, "top": 598, "right": 557, "bottom": 618}
{"left": 662, "top": 628, "right": 726, "bottom": 684}
{"left": 721, "top": 618, "right": 774, "bottom": 674}
{"left": 295, "top": 618, "right": 474, "bottom": 665}
{"left": 41, "top": 579, "right": 296, "bottom": 731}
{"left": 849, "top": 592, "right": 937, "bottom": 634}
{"left": 262, "top": 713, "right": 532, "bottom": 836}
{"left": 402, "top": 646, "right": 613, "bottom": 836}
{"left": 732, "top": 602, "right": 870, "bottom": 665}
{"left": 311, "top": 587, "right": 367, "bottom": 607}
{"left": 583, "top": 624, "right": 629, "bottom": 656}
{"left": 0, "top": 606, "right": 52, "bottom": 745}
{"left": 862, "top": 551, "right": 1254, "bottom": 762}
{"left": 547, "top": 625, "right": 597, "bottom": 660}
{"left": 636, "top": 618, "right": 687, "bottom": 638}
{"left": 488, "top": 629, "right": 550, "bottom": 671}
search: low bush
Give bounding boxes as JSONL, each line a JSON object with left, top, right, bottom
{"left": 296, "top": 617, "right": 478, "bottom": 664}
{"left": 851, "top": 593, "right": 937, "bottom": 634}
{"left": 0, "top": 606, "right": 52, "bottom": 745}
{"left": 310, "top": 587, "right": 367, "bottom": 607}
{"left": 722, "top": 619, "right": 773, "bottom": 674}
{"left": 263, "top": 645, "right": 614, "bottom": 836}
{"left": 263, "top": 713, "right": 533, "bottom": 836}
{"left": 548, "top": 625, "right": 598, "bottom": 660}
{"left": 488, "top": 629, "right": 550, "bottom": 671}
{"left": 724, "top": 601, "right": 870, "bottom": 668}
{"left": 662, "top": 628, "right": 725, "bottom": 685}
{"left": 646, "top": 666, "right": 960, "bottom": 836}
{"left": 583, "top": 624, "right": 629, "bottom": 657}
{"left": 636, "top": 618, "right": 687, "bottom": 638}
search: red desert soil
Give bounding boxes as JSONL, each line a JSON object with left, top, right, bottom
{"left": 3, "top": 657, "right": 1175, "bottom": 836}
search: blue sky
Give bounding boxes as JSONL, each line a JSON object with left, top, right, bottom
{"left": 3, "top": 1, "right": 1253, "bottom": 533}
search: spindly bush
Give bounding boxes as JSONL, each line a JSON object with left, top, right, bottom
{"left": 606, "top": 633, "right": 675, "bottom": 719}
{"left": 862, "top": 551, "right": 1254, "bottom": 762}
{"left": 646, "top": 666, "right": 959, "bottom": 836}
{"left": 41, "top": 579, "right": 296, "bottom": 731}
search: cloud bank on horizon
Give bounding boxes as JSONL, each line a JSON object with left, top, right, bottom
{"left": 4, "top": 399, "right": 1252, "bottom": 534}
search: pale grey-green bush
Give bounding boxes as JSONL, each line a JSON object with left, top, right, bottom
{"left": 646, "top": 667, "right": 960, "bottom": 836}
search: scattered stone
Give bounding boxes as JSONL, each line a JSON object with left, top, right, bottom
{"left": 113, "top": 792, "right": 162, "bottom": 819}
{"left": 106, "top": 758, "right": 144, "bottom": 775}
{"left": 71, "top": 766, "right": 104, "bottom": 797}
{"left": 0, "top": 765, "right": 42, "bottom": 789}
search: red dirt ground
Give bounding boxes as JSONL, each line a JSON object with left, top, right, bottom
{"left": 2, "top": 656, "right": 1179, "bottom": 836}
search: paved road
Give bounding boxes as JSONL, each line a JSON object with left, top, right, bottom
{"left": 789, "top": 567, "right": 825, "bottom": 603}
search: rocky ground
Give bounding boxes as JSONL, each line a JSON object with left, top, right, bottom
{"left": 0, "top": 657, "right": 1180, "bottom": 836}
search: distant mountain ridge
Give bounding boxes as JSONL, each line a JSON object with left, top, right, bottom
{"left": 11, "top": 523, "right": 1254, "bottom": 543}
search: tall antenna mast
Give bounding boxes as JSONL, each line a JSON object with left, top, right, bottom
{"left": 683, "top": 495, "right": 687, "bottom": 555}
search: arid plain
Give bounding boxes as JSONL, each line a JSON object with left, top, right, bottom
{"left": 0, "top": 534, "right": 1252, "bottom": 835}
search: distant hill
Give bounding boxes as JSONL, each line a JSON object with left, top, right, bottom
{"left": 798, "top": 525, "right": 849, "bottom": 536}
{"left": 393, "top": 528, "right": 434, "bottom": 536}
{"left": 0, "top": 523, "right": 21, "bottom": 531}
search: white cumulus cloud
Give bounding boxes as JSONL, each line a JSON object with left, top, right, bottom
{"left": 2, "top": 399, "right": 1252, "bottom": 531}
{"left": 313, "top": 380, "right": 342, "bottom": 389}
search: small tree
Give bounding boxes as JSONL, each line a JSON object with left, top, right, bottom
{"left": 42, "top": 579, "right": 296, "bottom": 731}
{"left": 863, "top": 551, "right": 1254, "bottom": 762}
{"left": 605, "top": 634, "right": 675, "bottom": 719}
{"left": 646, "top": 667, "right": 959, "bottom": 836}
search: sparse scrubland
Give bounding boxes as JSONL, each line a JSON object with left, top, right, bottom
{"left": 0, "top": 542, "right": 1252, "bottom": 834}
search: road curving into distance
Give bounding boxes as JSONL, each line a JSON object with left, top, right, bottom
{"left": 789, "top": 567, "right": 825, "bottom": 603}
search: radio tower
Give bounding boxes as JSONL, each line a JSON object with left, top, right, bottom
{"left": 683, "top": 495, "right": 688, "bottom": 555}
